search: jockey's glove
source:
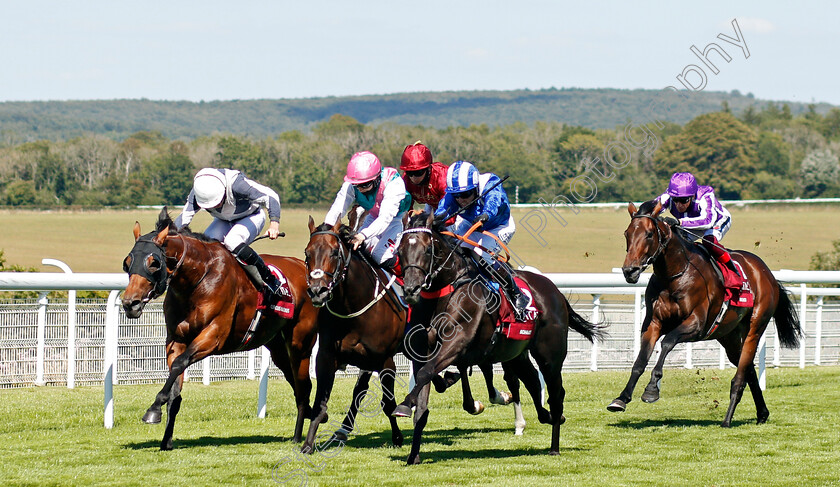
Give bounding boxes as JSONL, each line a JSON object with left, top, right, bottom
{"left": 474, "top": 213, "right": 490, "bottom": 225}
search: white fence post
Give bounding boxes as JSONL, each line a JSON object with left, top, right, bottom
{"left": 202, "top": 358, "right": 211, "bottom": 385}
{"left": 758, "top": 330, "right": 767, "bottom": 390}
{"left": 42, "top": 259, "right": 76, "bottom": 388}
{"left": 685, "top": 342, "right": 693, "bottom": 369}
{"left": 35, "top": 292, "right": 48, "bottom": 386}
{"left": 590, "top": 294, "right": 600, "bottom": 372}
{"left": 103, "top": 290, "right": 120, "bottom": 429}
{"left": 633, "top": 289, "right": 643, "bottom": 357}
{"left": 258, "top": 346, "right": 270, "bottom": 418}
{"left": 815, "top": 296, "right": 823, "bottom": 366}
{"left": 799, "top": 284, "right": 807, "bottom": 369}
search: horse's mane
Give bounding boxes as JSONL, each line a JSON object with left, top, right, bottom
{"left": 155, "top": 207, "right": 219, "bottom": 243}
{"left": 635, "top": 200, "right": 694, "bottom": 247}
{"left": 313, "top": 222, "right": 353, "bottom": 243}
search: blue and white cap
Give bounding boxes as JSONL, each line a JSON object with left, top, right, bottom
{"left": 445, "top": 161, "right": 480, "bottom": 194}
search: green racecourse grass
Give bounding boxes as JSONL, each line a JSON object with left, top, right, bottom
{"left": 1, "top": 367, "right": 839, "bottom": 486}
{"left": 1, "top": 204, "right": 839, "bottom": 273}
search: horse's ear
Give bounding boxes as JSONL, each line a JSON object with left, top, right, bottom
{"left": 133, "top": 221, "right": 141, "bottom": 241}
{"left": 652, "top": 200, "right": 664, "bottom": 218}
{"left": 331, "top": 220, "right": 341, "bottom": 233}
{"left": 425, "top": 211, "right": 435, "bottom": 228}
{"left": 154, "top": 223, "right": 170, "bottom": 245}
{"left": 627, "top": 202, "right": 637, "bottom": 217}
{"left": 402, "top": 212, "right": 410, "bottom": 227}
{"left": 308, "top": 215, "right": 315, "bottom": 234}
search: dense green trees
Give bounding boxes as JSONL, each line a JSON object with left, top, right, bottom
{"left": 1, "top": 103, "right": 839, "bottom": 208}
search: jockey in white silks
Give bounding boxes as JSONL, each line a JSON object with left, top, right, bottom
{"left": 433, "top": 160, "right": 529, "bottom": 320}
{"left": 174, "top": 167, "right": 284, "bottom": 299}
{"left": 324, "top": 151, "right": 412, "bottom": 273}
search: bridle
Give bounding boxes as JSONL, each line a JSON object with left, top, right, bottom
{"left": 305, "top": 230, "right": 351, "bottom": 305}
{"left": 631, "top": 214, "right": 689, "bottom": 280}
{"left": 399, "top": 226, "right": 459, "bottom": 291}
{"left": 124, "top": 232, "right": 188, "bottom": 302}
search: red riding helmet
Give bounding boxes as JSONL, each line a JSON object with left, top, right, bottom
{"left": 400, "top": 141, "right": 433, "bottom": 171}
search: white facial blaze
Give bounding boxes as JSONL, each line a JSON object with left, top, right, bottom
{"left": 309, "top": 269, "right": 325, "bottom": 279}
{"left": 408, "top": 237, "right": 417, "bottom": 245}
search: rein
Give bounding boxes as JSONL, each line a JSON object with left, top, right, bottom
{"left": 632, "top": 214, "right": 689, "bottom": 281}
{"left": 400, "top": 226, "right": 466, "bottom": 294}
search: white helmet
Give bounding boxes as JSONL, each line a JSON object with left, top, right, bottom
{"left": 193, "top": 168, "right": 226, "bottom": 209}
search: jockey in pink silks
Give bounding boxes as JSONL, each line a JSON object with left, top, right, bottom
{"left": 658, "top": 172, "right": 743, "bottom": 289}
{"left": 325, "top": 151, "right": 412, "bottom": 274}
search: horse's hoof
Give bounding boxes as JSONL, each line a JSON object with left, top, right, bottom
{"left": 549, "top": 450, "right": 561, "bottom": 456}
{"left": 160, "top": 442, "right": 173, "bottom": 451}
{"left": 392, "top": 433, "right": 404, "bottom": 448}
{"left": 607, "top": 399, "right": 626, "bottom": 412}
{"left": 558, "top": 414, "right": 566, "bottom": 425}
{"left": 469, "top": 401, "right": 485, "bottom": 415}
{"left": 641, "top": 392, "right": 659, "bottom": 403}
{"left": 300, "top": 443, "right": 314, "bottom": 455}
{"left": 514, "top": 427, "right": 525, "bottom": 436}
{"left": 142, "top": 410, "right": 162, "bottom": 424}
{"left": 491, "top": 390, "right": 513, "bottom": 406}
{"left": 757, "top": 411, "right": 769, "bottom": 424}
{"left": 392, "top": 405, "right": 413, "bottom": 418}
{"left": 406, "top": 454, "right": 421, "bottom": 465}
{"left": 332, "top": 428, "right": 350, "bottom": 442}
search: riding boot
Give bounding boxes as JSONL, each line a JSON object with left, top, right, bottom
{"left": 497, "top": 264, "right": 530, "bottom": 321}
{"left": 382, "top": 255, "right": 404, "bottom": 288}
{"left": 233, "top": 243, "right": 283, "bottom": 301}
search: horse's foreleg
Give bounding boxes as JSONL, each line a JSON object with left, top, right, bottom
{"left": 394, "top": 341, "right": 462, "bottom": 417}
{"left": 267, "top": 338, "right": 311, "bottom": 443}
{"left": 301, "top": 347, "right": 337, "bottom": 454}
{"left": 378, "top": 359, "right": 404, "bottom": 447}
{"left": 608, "top": 321, "right": 662, "bottom": 412}
{"left": 406, "top": 373, "right": 431, "bottom": 465}
{"left": 160, "top": 379, "right": 182, "bottom": 450}
{"left": 641, "top": 323, "right": 699, "bottom": 404}
{"left": 143, "top": 340, "right": 187, "bottom": 424}
{"left": 507, "top": 354, "right": 551, "bottom": 425}
{"left": 481, "top": 362, "right": 511, "bottom": 405}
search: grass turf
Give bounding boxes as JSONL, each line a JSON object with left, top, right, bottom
{"left": 1, "top": 366, "right": 839, "bottom": 486}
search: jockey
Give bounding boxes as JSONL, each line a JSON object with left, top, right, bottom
{"left": 325, "top": 151, "right": 412, "bottom": 274}
{"left": 434, "top": 161, "right": 530, "bottom": 320}
{"left": 400, "top": 141, "right": 449, "bottom": 213}
{"left": 658, "top": 172, "right": 743, "bottom": 288}
{"left": 174, "top": 167, "right": 284, "bottom": 300}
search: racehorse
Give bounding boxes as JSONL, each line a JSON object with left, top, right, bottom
{"left": 300, "top": 218, "right": 407, "bottom": 455}
{"left": 393, "top": 212, "right": 605, "bottom": 464}
{"left": 609, "top": 200, "right": 802, "bottom": 426}
{"left": 121, "top": 208, "right": 319, "bottom": 449}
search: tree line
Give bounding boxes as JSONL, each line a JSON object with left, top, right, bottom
{"left": 1, "top": 103, "right": 839, "bottom": 210}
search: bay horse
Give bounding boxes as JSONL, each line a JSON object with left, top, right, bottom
{"left": 393, "top": 212, "right": 605, "bottom": 464}
{"left": 609, "top": 200, "right": 802, "bottom": 426}
{"left": 121, "top": 208, "right": 318, "bottom": 449}
{"left": 300, "top": 218, "right": 407, "bottom": 455}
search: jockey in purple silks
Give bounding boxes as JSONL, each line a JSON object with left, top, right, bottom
{"left": 658, "top": 172, "right": 743, "bottom": 289}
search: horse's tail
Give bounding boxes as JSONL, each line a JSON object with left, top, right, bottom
{"left": 774, "top": 283, "right": 803, "bottom": 349}
{"left": 565, "top": 300, "right": 608, "bottom": 343}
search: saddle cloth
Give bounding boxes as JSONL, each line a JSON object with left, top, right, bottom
{"left": 255, "top": 264, "right": 295, "bottom": 319}
{"left": 496, "top": 276, "right": 540, "bottom": 340}
{"left": 715, "top": 260, "right": 754, "bottom": 308}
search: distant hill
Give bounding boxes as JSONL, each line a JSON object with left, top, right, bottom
{"left": 0, "top": 88, "right": 833, "bottom": 142}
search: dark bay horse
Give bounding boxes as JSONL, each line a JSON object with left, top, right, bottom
{"left": 121, "top": 208, "right": 319, "bottom": 449}
{"left": 300, "top": 218, "right": 407, "bottom": 455}
{"left": 609, "top": 200, "right": 802, "bottom": 426}
{"left": 393, "top": 212, "right": 605, "bottom": 464}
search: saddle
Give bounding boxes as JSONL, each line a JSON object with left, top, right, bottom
{"left": 255, "top": 264, "right": 295, "bottom": 318}
{"left": 495, "top": 276, "right": 540, "bottom": 340}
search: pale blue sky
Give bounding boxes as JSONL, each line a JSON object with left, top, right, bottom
{"left": 1, "top": 1, "right": 835, "bottom": 104}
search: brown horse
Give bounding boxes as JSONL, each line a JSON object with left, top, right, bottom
{"left": 300, "top": 218, "right": 407, "bottom": 455}
{"left": 609, "top": 200, "right": 802, "bottom": 426}
{"left": 393, "top": 212, "right": 605, "bottom": 464}
{"left": 121, "top": 208, "right": 318, "bottom": 449}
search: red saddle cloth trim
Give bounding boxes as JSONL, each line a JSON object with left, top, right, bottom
{"left": 255, "top": 265, "right": 295, "bottom": 319}
{"left": 497, "top": 277, "right": 540, "bottom": 340}
{"left": 716, "top": 260, "right": 754, "bottom": 308}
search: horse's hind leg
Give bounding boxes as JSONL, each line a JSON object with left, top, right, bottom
{"left": 143, "top": 341, "right": 186, "bottom": 424}
{"left": 482, "top": 362, "right": 512, "bottom": 405}
{"left": 718, "top": 328, "right": 767, "bottom": 427}
{"left": 332, "top": 371, "right": 372, "bottom": 441}
{"left": 507, "top": 353, "right": 552, "bottom": 425}
{"left": 608, "top": 320, "right": 662, "bottom": 412}
{"left": 459, "top": 365, "right": 484, "bottom": 415}
{"left": 500, "top": 361, "right": 526, "bottom": 435}
{"left": 266, "top": 338, "right": 311, "bottom": 443}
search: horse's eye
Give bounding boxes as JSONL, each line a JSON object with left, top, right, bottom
{"left": 331, "top": 249, "right": 340, "bottom": 258}
{"left": 646, "top": 231, "right": 654, "bottom": 240}
{"left": 123, "top": 256, "right": 131, "bottom": 273}
{"left": 425, "top": 247, "right": 433, "bottom": 256}
{"left": 147, "top": 257, "right": 161, "bottom": 272}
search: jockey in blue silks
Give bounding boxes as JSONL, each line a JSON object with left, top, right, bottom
{"left": 434, "top": 160, "right": 529, "bottom": 319}
{"left": 658, "top": 171, "right": 743, "bottom": 289}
